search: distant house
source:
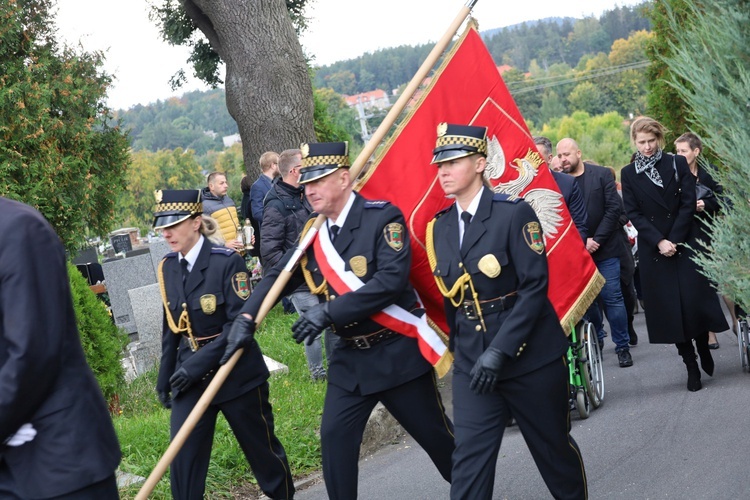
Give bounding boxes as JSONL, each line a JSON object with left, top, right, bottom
{"left": 222, "top": 133, "right": 241, "bottom": 148}
{"left": 344, "top": 89, "right": 390, "bottom": 110}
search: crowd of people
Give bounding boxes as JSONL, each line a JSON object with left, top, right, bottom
{"left": 1, "top": 115, "right": 733, "bottom": 499}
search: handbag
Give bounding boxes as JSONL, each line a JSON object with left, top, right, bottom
{"left": 695, "top": 183, "right": 715, "bottom": 200}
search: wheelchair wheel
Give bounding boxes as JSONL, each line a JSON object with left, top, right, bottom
{"left": 739, "top": 319, "right": 750, "bottom": 373}
{"left": 575, "top": 388, "right": 590, "bottom": 419}
{"left": 582, "top": 321, "right": 604, "bottom": 406}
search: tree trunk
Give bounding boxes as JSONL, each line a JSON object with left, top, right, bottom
{"left": 186, "top": 0, "right": 315, "bottom": 178}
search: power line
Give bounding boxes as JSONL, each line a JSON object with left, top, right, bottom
{"left": 506, "top": 60, "right": 650, "bottom": 95}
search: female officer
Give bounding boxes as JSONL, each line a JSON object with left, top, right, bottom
{"left": 427, "top": 124, "right": 587, "bottom": 500}
{"left": 153, "top": 189, "right": 293, "bottom": 499}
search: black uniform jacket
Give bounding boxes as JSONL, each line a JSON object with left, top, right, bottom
{"left": 431, "top": 189, "right": 568, "bottom": 379}
{"left": 158, "top": 238, "right": 269, "bottom": 404}
{"left": 622, "top": 153, "right": 727, "bottom": 342}
{"left": 241, "top": 193, "right": 432, "bottom": 395}
{"left": 0, "top": 198, "right": 121, "bottom": 498}
{"left": 579, "top": 163, "right": 625, "bottom": 261}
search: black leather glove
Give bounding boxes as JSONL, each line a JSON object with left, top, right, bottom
{"left": 292, "top": 302, "right": 332, "bottom": 346}
{"left": 169, "top": 367, "right": 194, "bottom": 393}
{"left": 220, "top": 314, "right": 257, "bottom": 365}
{"left": 469, "top": 347, "right": 510, "bottom": 395}
{"left": 157, "top": 390, "right": 172, "bottom": 409}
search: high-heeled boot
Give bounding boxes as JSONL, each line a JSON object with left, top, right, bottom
{"left": 695, "top": 334, "right": 714, "bottom": 376}
{"left": 677, "top": 342, "right": 702, "bottom": 391}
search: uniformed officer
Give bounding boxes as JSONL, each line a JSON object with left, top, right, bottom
{"left": 427, "top": 124, "right": 587, "bottom": 499}
{"left": 153, "top": 190, "right": 294, "bottom": 500}
{"left": 221, "top": 142, "right": 455, "bottom": 499}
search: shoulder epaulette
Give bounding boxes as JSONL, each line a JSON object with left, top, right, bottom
{"left": 493, "top": 192, "right": 521, "bottom": 203}
{"left": 364, "top": 200, "right": 390, "bottom": 209}
{"left": 433, "top": 205, "right": 452, "bottom": 219}
{"left": 211, "top": 246, "right": 235, "bottom": 256}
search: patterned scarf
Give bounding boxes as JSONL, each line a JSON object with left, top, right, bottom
{"left": 634, "top": 149, "right": 663, "bottom": 187}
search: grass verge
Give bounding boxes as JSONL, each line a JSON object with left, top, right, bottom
{"left": 115, "top": 305, "right": 326, "bottom": 499}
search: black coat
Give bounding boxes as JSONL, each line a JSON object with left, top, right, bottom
{"left": 261, "top": 180, "right": 312, "bottom": 269}
{"left": 0, "top": 198, "right": 121, "bottom": 498}
{"left": 430, "top": 188, "right": 569, "bottom": 379}
{"left": 551, "top": 170, "right": 588, "bottom": 241}
{"left": 622, "top": 154, "right": 728, "bottom": 343}
{"left": 692, "top": 164, "right": 723, "bottom": 247}
{"left": 242, "top": 192, "right": 432, "bottom": 395}
{"left": 158, "top": 238, "right": 269, "bottom": 403}
{"left": 576, "top": 163, "right": 625, "bottom": 261}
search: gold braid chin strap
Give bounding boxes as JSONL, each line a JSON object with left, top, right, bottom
{"left": 299, "top": 217, "right": 329, "bottom": 297}
{"left": 157, "top": 258, "right": 199, "bottom": 351}
{"left": 426, "top": 218, "right": 486, "bottom": 332}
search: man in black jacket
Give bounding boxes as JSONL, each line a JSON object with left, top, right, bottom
{"left": 262, "top": 148, "right": 328, "bottom": 380}
{"left": 557, "top": 138, "right": 633, "bottom": 367}
{"left": 0, "top": 198, "right": 121, "bottom": 499}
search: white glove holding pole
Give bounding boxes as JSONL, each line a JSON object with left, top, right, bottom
{"left": 5, "top": 423, "right": 37, "bottom": 447}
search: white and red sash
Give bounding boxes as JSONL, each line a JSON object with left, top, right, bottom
{"left": 312, "top": 225, "right": 452, "bottom": 377}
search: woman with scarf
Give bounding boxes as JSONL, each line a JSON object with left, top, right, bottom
{"left": 621, "top": 117, "right": 728, "bottom": 392}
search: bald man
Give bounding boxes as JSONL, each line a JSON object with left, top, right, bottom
{"left": 556, "top": 138, "right": 633, "bottom": 368}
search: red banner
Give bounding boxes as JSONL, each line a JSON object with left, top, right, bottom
{"left": 356, "top": 24, "right": 602, "bottom": 335}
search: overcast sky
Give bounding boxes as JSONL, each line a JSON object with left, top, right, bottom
{"left": 55, "top": 0, "right": 646, "bottom": 111}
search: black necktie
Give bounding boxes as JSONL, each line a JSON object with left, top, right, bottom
{"left": 461, "top": 211, "right": 472, "bottom": 245}
{"left": 180, "top": 258, "right": 190, "bottom": 286}
{"left": 330, "top": 224, "right": 340, "bottom": 242}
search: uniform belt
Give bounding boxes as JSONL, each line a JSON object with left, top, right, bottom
{"left": 344, "top": 329, "right": 399, "bottom": 350}
{"left": 460, "top": 293, "right": 517, "bottom": 320}
{"left": 182, "top": 333, "right": 220, "bottom": 351}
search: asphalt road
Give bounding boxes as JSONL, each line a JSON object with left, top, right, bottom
{"left": 296, "top": 301, "right": 750, "bottom": 499}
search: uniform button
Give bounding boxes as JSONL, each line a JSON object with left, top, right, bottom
{"left": 330, "top": 295, "right": 336, "bottom": 300}
{"left": 519, "top": 346, "right": 524, "bottom": 352}
{"left": 167, "top": 301, "right": 171, "bottom": 306}
{"left": 649, "top": 216, "right": 654, "bottom": 221}
{"left": 475, "top": 325, "right": 482, "bottom": 331}
{"left": 667, "top": 213, "right": 671, "bottom": 219}
{"left": 182, "top": 303, "right": 187, "bottom": 308}
{"left": 458, "top": 262, "right": 464, "bottom": 268}
{"left": 463, "top": 284, "right": 469, "bottom": 290}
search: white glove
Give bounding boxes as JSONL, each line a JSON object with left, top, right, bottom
{"left": 5, "top": 423, "right": 37, "bottom": 447}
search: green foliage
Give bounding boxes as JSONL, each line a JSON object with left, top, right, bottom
{"left": 67, "top": 263, "right": 128, "bottom": 401}
{"left": 645, "top": 0, "right": 696, "bottom": 144}
{"left": 536, "top": 111, "right": 632, "bottom": 169}
{"left": 0, "top": 0, "right": 130, "bottom": 252}
{"left": 115, "top": 305, "right": 326, "bottom": 498}
{"left": 660, "top": 0, "right": 750, "bottom": 310}
{"left": 313, "top": 88, "right": 354, "bottom": 145}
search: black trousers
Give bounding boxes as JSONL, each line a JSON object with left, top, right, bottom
{"left": 451, "top": 357, "right": 587, "bottom": 500}
{"left": 320, "top": 370, "right": 454, "bottom": 499}
{"left": 170, "top": 382, "right": 294, "bottom": 500}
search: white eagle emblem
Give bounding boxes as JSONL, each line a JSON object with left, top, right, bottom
{"left": 484, "top": 136, "right": 564, "bottom": 242}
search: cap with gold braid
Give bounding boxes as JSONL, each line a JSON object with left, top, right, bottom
{"left": 431, "top": 122, "right": 488, "bottom": 164}
{"left": 298, "top": 141, "right": 350, "bottom": 184}
{"left": 152, "top": 189, "right": 202, "bottom": 229}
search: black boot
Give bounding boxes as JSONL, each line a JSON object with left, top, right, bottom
{"left": 695, "top": 333, "right": 714, "bottom": 376}
{"left": 677, "top": 342, "right": 702, "bottom": 392}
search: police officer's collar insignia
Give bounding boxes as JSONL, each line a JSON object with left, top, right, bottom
{"left": 349, "top": 256, "right": 367, "bottom": 277}
{"left": 200, "top": 294, "right": 217, "bottom": 315}
{"left": 384, "top": 223, "right": 404, "bottom": 252}
{"left": 523, "top": 221, "right": 545, "bottom": 254}
{"left": 154, "top": 189, "right": 163, "bottom": 204}
{"left": 478, "top": 254, "right": 501, "bottom": 278}
{"left": 232, "top": 272, "right": 251, "bottom": 300}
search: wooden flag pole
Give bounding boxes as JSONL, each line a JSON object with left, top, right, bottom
{"left": 135, "top": 1, "right": 478, "bottom": 496}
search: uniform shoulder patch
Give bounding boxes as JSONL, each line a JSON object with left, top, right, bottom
{"left": 523, "top": 221, "right": 545, "bottom": 254}
{"left": 492, "top": 192, "right": 521, "bottom": 203}
{"left": 232, "top": 272, "right": 251, "bottom": 300}
{"left": 211, "top": 246, "right": 235, "bottom": 256}
{"left": 364, "top": 200, "right": 390, "bottom": 209}
{"left": 383, "top": 222, "right": 404, "bottom": 251}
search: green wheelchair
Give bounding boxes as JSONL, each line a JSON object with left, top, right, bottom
{"left": 567, "top": 320, "right": 604, "bottom": 419}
